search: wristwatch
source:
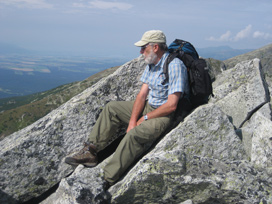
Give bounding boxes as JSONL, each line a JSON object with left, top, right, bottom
{"left": 144, "top": 115, "right": 148, "bottom": 121}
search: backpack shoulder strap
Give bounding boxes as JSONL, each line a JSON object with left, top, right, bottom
{"left": 163, "top": 52, "right": 181, "bottom": 81}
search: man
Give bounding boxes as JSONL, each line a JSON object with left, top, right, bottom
{"left": 65, "top": 30, "right": 190, "bottom": 188}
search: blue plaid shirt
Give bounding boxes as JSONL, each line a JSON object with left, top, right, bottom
{"left": 140, "top": 52, "right": 189, "bottom": 108}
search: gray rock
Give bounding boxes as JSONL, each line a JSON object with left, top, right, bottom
{"left": 210, "top": 58, "right": 270, "bottom": 128}
{"left": 180, "top": 200, "right": 194, "bottom": 204}
{"left": 241, "top": 111, "right": 272, "bottom": 172}
{"left": 205, "top": 58, "right": 226, "bottom": 81}
{"left": 41, "top": 164, "right": 109, "bottom": 204}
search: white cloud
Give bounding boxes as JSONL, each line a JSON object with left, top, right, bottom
{"left": 207, "top": 31, "right": 232, "bottom": 42}
{"left": 253, "top": 31, "right": 272, "bottom": 39}
{"left": 89, "top": 0, "right": 133, "bottom": 10}
{"left": 233, "top": 25, "right": 252, "bottom": 41}
{"left": 0, "top": 0, "right": 53, "bottom": 9}
{"left": 73, "top": 0, "right": 133, "bottom": 10}
{"left": 206, "top": 25, "right": 270, "bottom": 42}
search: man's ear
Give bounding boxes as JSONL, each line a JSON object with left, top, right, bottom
{"left": 153, "top": 43, "right": 159, "bottom": 53}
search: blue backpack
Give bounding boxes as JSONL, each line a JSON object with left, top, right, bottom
{"left": 163, "top": 39, "right": 213, "bottom": 109}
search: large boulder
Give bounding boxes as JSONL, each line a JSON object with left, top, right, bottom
{"left": 210, "top": 58, "right": 270, "bottom": 128}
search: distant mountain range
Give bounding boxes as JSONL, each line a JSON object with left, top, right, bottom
{"left": 197, "top": 46, "right": 254, "bottom": 60}
{"left": 0, "top": 43, "right": 34, "bottom": 55}
{"left": 0, "top": 42, "right": 254, "bottom": 60}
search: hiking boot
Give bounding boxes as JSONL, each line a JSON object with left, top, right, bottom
{"left": 65, "top": 143, "right": 98, "bottom": 167}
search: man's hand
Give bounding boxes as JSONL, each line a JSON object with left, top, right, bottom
{"left": 126, "top": 116, "right": 144, "bottom": 133}
{"left": 126, "top": 122, "right": 137, "bottom": 133}
{"left": 140, "top": 92, "right": 181, "bottom": 120}
{"left": 127, "top": 92, "right": 181, "bottom": 133}
{"left": 126, "top": 83, "right": 149, "bottom": 133}
{"left": 136, "top": 116, "right": 145, "bottom": 126}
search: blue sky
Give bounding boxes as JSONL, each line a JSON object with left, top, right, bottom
{"left": 0, "top": 0, "right": 271, "bottom": 59}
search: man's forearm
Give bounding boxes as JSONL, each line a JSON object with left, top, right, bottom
{"left": 127, "top": 84, "right": 149, "bottom": 132}
{"left": 129, "top": 93, "right": 146, "bottom": 125}
{"left": 137, "top": 92, "right": 181, "bottom": 125}
{"left": 145, "top": 101, "right": 176, "bottom": 119}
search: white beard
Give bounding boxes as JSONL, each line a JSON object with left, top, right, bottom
{"left": 144, "top": 49, "right": 158, "bottom": 65}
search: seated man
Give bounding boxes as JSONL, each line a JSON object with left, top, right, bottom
{"left": 65, "top": 30, "right": 190, "bottom": 187}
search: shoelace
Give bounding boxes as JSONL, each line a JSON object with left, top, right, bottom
{"left": 73, "top": 143, "right": 90, "bottom": 157}
{"left": 74, "top": 142, "right": 97, "bottom": 157}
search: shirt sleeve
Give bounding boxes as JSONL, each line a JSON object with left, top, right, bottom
{"left": 168, "top": 58, "right": 188, "bottom": 95}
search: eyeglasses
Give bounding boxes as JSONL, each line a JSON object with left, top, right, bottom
{"left": 140, "top": 43, "right": 150, "bottom": 51}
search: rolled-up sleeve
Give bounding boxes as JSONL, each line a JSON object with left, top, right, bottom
{"left": 168, "top": 58, "right": 188, "bottom": 95}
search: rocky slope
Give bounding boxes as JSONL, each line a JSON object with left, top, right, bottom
{"left": 0, "top": 52, "right": 271, "bottom": 203}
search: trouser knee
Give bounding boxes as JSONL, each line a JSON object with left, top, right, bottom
{"left": 100, "top": 101, "right": 118, "bottom": 122}
{"left": 104, "top": 101, "right": 121, "bottom": 115}
{"left": 104, "top": 101, "right": 115, "bottom": 112}
{"left": 103, "top": 101, "right": 132, "bottom": 124}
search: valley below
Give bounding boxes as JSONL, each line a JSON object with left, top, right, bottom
{"left": 0, "top": 55, "right": 126, "bottom": 99}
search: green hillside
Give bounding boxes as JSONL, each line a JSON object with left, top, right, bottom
{"left": 0, "top": 66, "right": 119, "bottom": 139}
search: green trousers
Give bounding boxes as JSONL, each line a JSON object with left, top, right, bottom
{"left": 88, "top": 100, "right": 173, "bottom": 183}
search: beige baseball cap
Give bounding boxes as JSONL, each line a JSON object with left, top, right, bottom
{"left": 134, "top": 30, "right": 166, "bottom": 47}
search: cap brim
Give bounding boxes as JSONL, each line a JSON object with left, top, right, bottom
{"left": 134, "top": 40, "right": 148, "bottom": 47}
